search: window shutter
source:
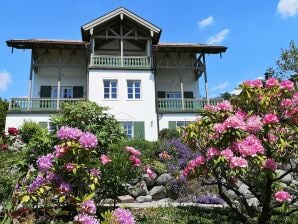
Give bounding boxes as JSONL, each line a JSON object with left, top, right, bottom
{"left": 40, "top": 86, "right": 51, "bottom": 98}
{"left": 184, "top": 91, "right": 194, "bottom": 99}
{"left": 157, "top": 91, "right": 166, "bottom": 98}
{"left": 134, "top": 121, "right": 145, "bottom": 139}
{"left": 168, "top": 121, "right": 176, "bottom": 131}
{"left": 38, "top": 122, "right": 48, "bottom": 129}
{"left": 73, "top": 86, "right": 84, "bottom": 98}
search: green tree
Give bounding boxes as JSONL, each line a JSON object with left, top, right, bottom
{"left": 0, "top": 98, "right": 8, "bottom": 131}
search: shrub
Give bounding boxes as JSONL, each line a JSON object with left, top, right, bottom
{"left": 19, "top": 120, "right": 45, "bottom": 143}
{"left": 158, "top": 128, "right": 180, "bottom": 140}
{"left": 182, "top": 78, "right": 298, "bottom": 223}
{"left": 51, "top": 101, "right": 125, "bottom": 153}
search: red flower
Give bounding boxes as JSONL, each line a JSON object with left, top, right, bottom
{"left": 8, "top": 127, "right": 19, "bottom": 136}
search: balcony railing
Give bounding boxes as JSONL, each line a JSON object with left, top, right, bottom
{"left": 9, "top": 98, "right": 85, "bottom": 112}
{"left": 157, "top": 98, "right": 223, "bottom": 112}
{"left": 91, "top": 55, "right": 151, "bottom": 69}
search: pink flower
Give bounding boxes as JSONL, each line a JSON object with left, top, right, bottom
{"left": 216, "top": 100, "right": 233, "bottom": 111}
{"left": 214, "top": 123, "right": 226, "bottom": 134}
{"left": 79, "top": 132, "right": 98, "bottom": 149}
{"left": 230, "top": 157, "right": 248, "bottom": 168}
{"left": 246, "top": 115, "right": 263, "bottom": 133}
{"left": 265, "top": 78, "right": 279, "bottom": 88}
{"left": 194, "top": 156, "right": 206, "bottom": 165}
{"left": 234, "top": 134, "right": 264, "bottom": 157}
{"left": 100, "top": 154, "right": 112, "bottom": 165}
{"left": 275, "top": 190, "right": 292, "bottom": 202}
{"left": 221, "top": 148, "right": 234, "bottom": 160}
{"left": 80, "top": 200, "right": 97, "bottom": 215}
{"left": 243, "top": 80, "right": 263, "bottom": 88}
{"left": 292, "top": 92, "right": 298, "bottom": 105}
{"left": 223, "top": 115, "right": 246, "bottom": 130}
{"left": 159, "top": 151, "right": 171, "bottom": 160}
{"left": 145, "top": 166, "right": 155, "bottom": 179}
{"left": 182, "top": 156, "right": 206, "bottom": 176}
{"left": 125, "top": 146, "right": 141, "bottom": 157}
{"left": 129, "top": 155, "right": 142, "bottom": 167}
{"left": 90, "top": 168, "right": 101, "bottom": 177}
{"left": 263, "top": 113, "right": 279, "bottom": 124}
{"left": 263, "top": 158, "right": 277, "bottom": 171}
{"left": 280, "top": 99, "right": 293, "bottom": 108}
{"left": 57, "top": 126, "right": 82, "bottom": 140}
{"left": 280, "top": 80, "right": 294, "bottom": 91}
{"left": 59, "top": 182, "right": 71, "bottom": 193}
{"left": 267, "top": 133, "right": 278, "bottom": 142}
{"left": 207, "top": 147, "right": 220, "bottom": 160}
{"left": 235, "top": 110, "right": 247, "bottom": 120}
{"left": 65, "top": 163, "right": 75, "bottom": 172}
{"left": 74, "top": 214, "right": 99, "bottom": 224}
{"left": 54, "top": 145, "right": 67, "bottom": 158}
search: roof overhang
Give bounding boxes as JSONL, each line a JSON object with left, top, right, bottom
{"left": 153, "top": 43, "right": 228, "bottom": 54}
{"left": 81, "top": 7, "right": 161, "bottom": 43}
{"left": 6, "top": 39, "right": 88, "bottom": 50}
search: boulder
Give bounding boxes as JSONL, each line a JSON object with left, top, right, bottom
{"left": 117, "top": 195, "right": 134, "bottom": 203}
{"left": 276, "top": 169, "right": 294, "bottom": 184}
{"left": 136, "top": 195, "right": 152, "bottom": 203}
{"left": 149, "top": 186, "right": 167, "bottom": 200}
{"left": 101, "top": 198, "right": 115, "bottom": 204}
{"left": 156, "top": 173, "right": 172, "bottom": 186}
{"left": 142, "top": 174, "right": 156, "bottom": 187}
{"left": 247, "top": 198, "right": 259, "bottom": 207}
{"left": 290, "top": 180, "right": 298, "bottom": 188}
{"left": 127, "top": 181, "right": 148, "bottom": 198}
{"left": 238, "top": 184, "right": 254, "bottom": 199}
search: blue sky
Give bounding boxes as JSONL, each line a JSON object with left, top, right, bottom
{"left": 0, "top": 0, "right": 298, "bottom": 99}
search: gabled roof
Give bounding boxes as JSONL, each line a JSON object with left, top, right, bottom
{"left": 6, "top": 39, "right": 88, "bottom": 49}
{"left": 154, "top": 42, "right": 228, "bottom": 54}
{"left": 81, "top": 7, "right": 161, "bottom": 42}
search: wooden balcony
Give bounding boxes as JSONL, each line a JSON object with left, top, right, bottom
{"left": 91, "top": 55, "right": 151, "bottom": 69}
{"left": 8, "top": 98, "right": 85, "bottom": 112}
{"left": 157, "top": 98, "right": 223, "bottom": 113}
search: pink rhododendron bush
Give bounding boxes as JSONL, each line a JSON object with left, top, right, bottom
{"left": 182, "top": 78, "right": 297, "bottom": 223}
{"left": 10, "top": 126, "right": 138, "bottom": 223}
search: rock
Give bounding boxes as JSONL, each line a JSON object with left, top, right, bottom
{"left": 156, "top": 173, "right": 172, "bottom": 186}
{"left": 247, "top": 198, "right": 259, "bottom": 207}
{"left": 238, "top": 184, "right": 254, "bottom": 199}
{"left": 136, "top": 195, "right": 152, "bottom": 203}
{"left": 117, "top": 195, "right": 134, "bottom": 203}
{"left": 149, "top": 186, "right": 167, "bottom": 200}
{"left": 101, "top": 198, "right": 115, "bottom": 204}
{"left": 290, "top": 180, "right": 298, "bottom": 188}
{"left": 142, "top": 174, "right": 156, "bottom": 187}
{"left": 158, "top": 198, "right": 174, "bottom": 203}
{"left": 276, "top": 169, "right": 294, "bottom": 184}
{"left": 129, "top": 178, "right": 140, "bottom": 185}
{"left": 225, "top": 190, "right": 237, "bottom": 199}
{"left": 127, "top": 181, "right": 148, "bottom": 198}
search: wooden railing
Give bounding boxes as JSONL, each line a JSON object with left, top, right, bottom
{"left": 91, "top": 55, "right": 151, "bottom": 69}
{"left": 157, "top": 98, "right": 223, "bottom": 112}
{"left": 9, "top": 98, "right": 85, "bottom": 111}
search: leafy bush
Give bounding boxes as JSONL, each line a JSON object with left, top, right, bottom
{"left": 158, "top": 128, "right": 180, "bottom": 140}
{"left": 19, "top": 120, "right": 45, "bottom": 144}
{"left": 51, "top": 101, "right": 125, "bottom": 153}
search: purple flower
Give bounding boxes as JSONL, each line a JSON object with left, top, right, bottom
{"left": 27, "top": 175, "right": 47, "bottom": 193}
{"left": 37, "top": 154, "right": 54, "bottom": 171}
{"left": 90, "top": 168, "right": 101, "bottom": 177}
{"left": 79, "top": 132, "right": 98, "bottom": 149}
{"left": 59, "top": 181, "right": 72, "bottom": 193}
{"left": 57, "top": 126, "right": 83, "bottom": 140}
{"left": 112, "top": 208, "right": 136, "bottom": 224}
{"left": 73, "top": 214, "right": 99, "bottom": 224}
{"left": 197, "top": 195, "right": 224, "bottom": 204}
{"left": 79, "top": 200, "right": 96, "bottom": 215}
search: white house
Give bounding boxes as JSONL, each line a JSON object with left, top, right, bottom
{"left": 5, "top": 7, "right": 227, "bottom": 141}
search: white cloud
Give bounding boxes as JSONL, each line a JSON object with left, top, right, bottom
{"left": 277, "top": 0, "right": 298, "bottom": 17}
{"left": 207, "top": 29, "right": 230, "bottom": 45}
{"left": 0, "top": 70, "right": 12, "bottom": 91}
{"left": 198, "top": 15, "right": 214, "bottom": 29}
{"left": 211, "top": 81, "right": 229, "bottom": 92}
{"left": 230, "top": 88, "right": 242, "bottom": 95}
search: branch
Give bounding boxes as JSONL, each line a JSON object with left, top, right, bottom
{"left": 273, "top": 168, "right": 295, "bottom": 182}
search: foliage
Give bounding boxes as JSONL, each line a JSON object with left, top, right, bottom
{"left": 0, "top": 98, "right": 8, "bottom": 132}
{"left": 19, "top": 120, "right": 45, "bottom": 144}
{"left": 158, "top": 128, "right": 180, "bottom": 140}
{"left": 182, "top": 78, "right": 298, "bottom": 223}
{"left": 220, "top": 92, "right": 233, "bottom": 100}
{"left": 51, "top": 101, "right": 125, "bottom": 153}
{"left": 270, "top": 40, "right": 298, "bottom": 79}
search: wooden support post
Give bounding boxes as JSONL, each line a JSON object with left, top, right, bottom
{"left": 27, "top": 50, "right": 34, "bottom": 110}
{"left": 202, "top": 54, "right": 209, "bottom": 105}
{"left": 146, "top": 39, "right": 151, "bottom": 57}
{"left": 178, "top": 52, "right": 185, "bottom": 110}
{"left": 57, "top": 69, "right": 61, "bottom": 110}
{"left": 120, "top": 21, "right": 124, "bottom": 67}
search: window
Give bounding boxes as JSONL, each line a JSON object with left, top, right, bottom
{"left": 176, "top": 121, "right": 190, "bottom": 128}
{"left": 51, "top": 87, "right": 73, "bottom": 99}
{"left": 166, "top": 92, "right": 181, "bottom": 99}
{"left": 104, "top": 80, "right": 117, "bottom": 99}
{"left": 127, "top": 80, "right": 141, "bottom": 99}
{"left": 121, "top": 122, "right": 134, "bottom": 140}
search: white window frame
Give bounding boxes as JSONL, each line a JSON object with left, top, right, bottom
{"left": 51, "top": 86, "right": 73, "bottom": 99}
{"left": 121, "top": 122, "right": 134, "bottom": 140}
{"left": 103, "top": 80, "right": 118, "bottom": 100}
{"left": 176, "top": 121, "right": 190, "bottom": 128}
{"left": 166, "top": 92, "right": 182, "bottom": 99}
{"left": 127, "top": 80, "right": 141, "bottom": 100}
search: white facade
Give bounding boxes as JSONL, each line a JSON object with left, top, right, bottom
{"left": 5, "top": 113, "right": 53, "bottom": 130}
{"left": 88, "top": 69, "right": 158, "bottom": 141}
{"left": 158, "top": 113, "right": 199, "bottom": 130}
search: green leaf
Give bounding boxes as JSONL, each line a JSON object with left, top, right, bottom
{"left": 59, "top": 195, "right": 66, "bottom": 203}
{"left": 21, "top": 195, "right": 30, "bottom": 204}
{"left": 83, "top": 192, "right": 95, "bottom": 201}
